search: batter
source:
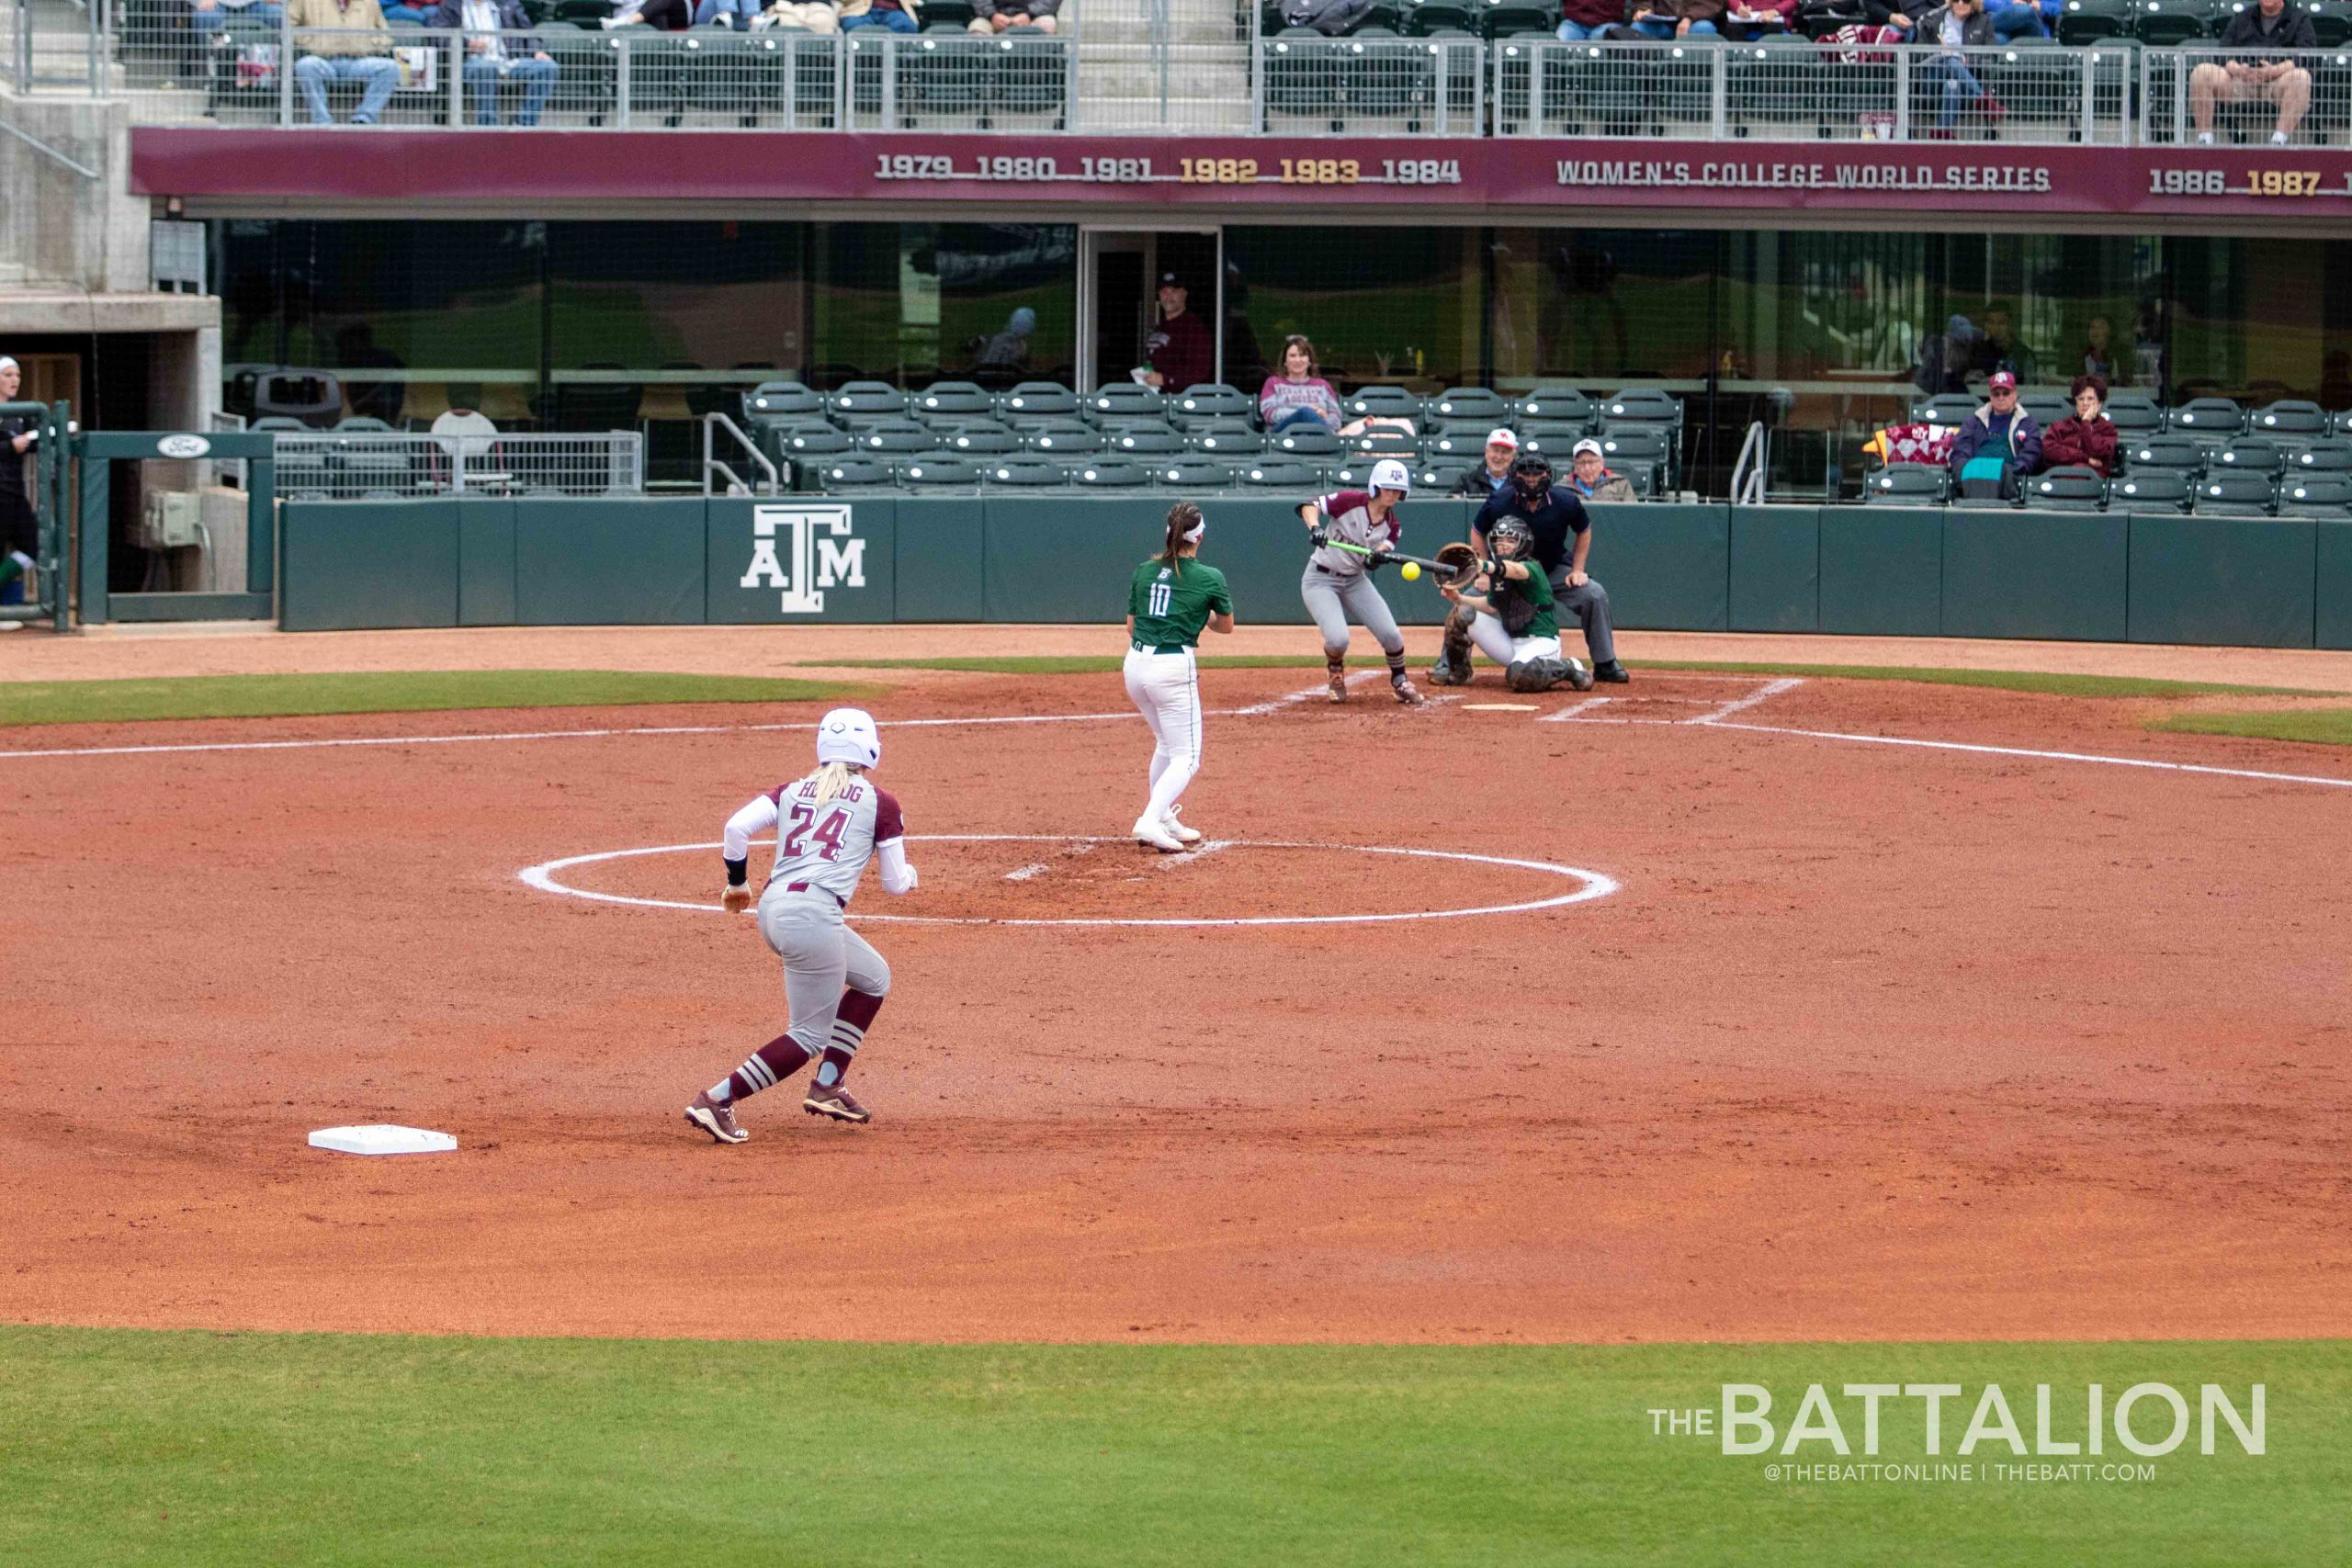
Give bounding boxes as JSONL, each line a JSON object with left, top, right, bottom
{"left": 684, "top": 707, "right": 918, "bottom": 1144}
{"left": 1296, "top": 458, "right": 1425, "bottom": 706}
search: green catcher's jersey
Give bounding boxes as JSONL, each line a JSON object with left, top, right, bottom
{"left": 1127, "top": 557, "right": 1232, "bottom": 648}
{"left": 1497, "top": 563, "right": 1557, "bottom": 642}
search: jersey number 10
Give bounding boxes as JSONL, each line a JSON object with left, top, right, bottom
{"left": 782, "top": 803, "right": 850, "bottom": 861}
{"left": 1148, "top": 581, "right": 1173, "bottom": 617}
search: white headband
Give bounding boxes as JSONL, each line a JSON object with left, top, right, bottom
{"left": 0, "top": 357, "right": 17, "bottom": 374}
{"left": 1182, "top": 519, "right": 1205, "bottom": 543}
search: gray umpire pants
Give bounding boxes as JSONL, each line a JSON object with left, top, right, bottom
{"left": 757, "top": 886, "right": 891, "bottom": 1058}
{"left": 1547, "top": 567, "right": 1618, "bottom": 665}
{"left": 1300, "top": 564, "right": 1405, "bottom": 655}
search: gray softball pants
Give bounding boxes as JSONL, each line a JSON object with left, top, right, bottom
{"left": 757, "top": 886, "right": 891, "bottom": 1058}
{"left": 1300, "top": 564, "right": 1405, "bottom": 656}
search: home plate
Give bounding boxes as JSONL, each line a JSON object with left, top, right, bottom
{"left": 308, "top": 1123, "right": 458, "bottom": 1156}
{"left": 1462, "top": 703, "right": 1540, "bottom": 711}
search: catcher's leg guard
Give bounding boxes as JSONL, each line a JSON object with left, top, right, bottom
{"left": 1429, "top": 604, "right": 1476, "bottom": 686}
{"left": 1506, "top": 656, "right": 1581, "bottom": 694}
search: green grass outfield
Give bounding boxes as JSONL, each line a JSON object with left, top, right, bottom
{"left": 0, "top": 671, "right": 875, "bottom": 728}
{"left": 0, "top": 1326, "right": 2341, "bottom": 1565}
{"left": 800, "top": 656, "right": 2332, "bottom": 702}
{"left": 2151, "top": 708, "right": 2352, "bottom": 747}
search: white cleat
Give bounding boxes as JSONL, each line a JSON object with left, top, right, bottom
{"left": 1161, "top": 807, "right": 1203, "bottom": 844}
{"left": 1133, "top": 815, "right": 1186, "bottom": 853}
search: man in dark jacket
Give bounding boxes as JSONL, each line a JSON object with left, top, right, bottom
{"left": 2191, "top": 0, "right": 2315, "bottom": 144}
{"left": 1946, "top": 370, "right": 2043, "bottom": 495}
{"left": 1141, "top": 274, "right": 1214, "bottom": 393}
{"left": 1452, "top": 428, "right": 1519, "bottom": 499}
{"left": 431, "top": 0, "right": 558, "bottom": 126}
{"left": 1917, "top": 0, "right": 2003, "bottom": 133}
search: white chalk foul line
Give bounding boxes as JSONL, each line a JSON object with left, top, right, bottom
{"left": 1688, "top": 677, "right": 1806, "bottom": 725}
{"left": 517, "top": 835, "right": 1620, "bottom": 928}
{"left": 1702, "top": 719, "right": 2352, "bottom": 791}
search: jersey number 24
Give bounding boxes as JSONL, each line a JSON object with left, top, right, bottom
{"left": 782, "top": 803, "right": 850, "bottom": 861}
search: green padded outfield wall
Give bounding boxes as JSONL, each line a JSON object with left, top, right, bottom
{"left": 458, "top": 498, "right": 516, "bottom": 627}
{"left": 281, "top": 499, "right": 459, "bottom": 632}
{"left": 2321, "top": 521, "right": 2352, "bottom": 651}
{"left": 2127, "top": 513, "right": 2316, "bottom": 649}
{"left": 1817, "top": 506, "right": 1940, "bottom": 636}
{"left": 1939, "top": 508, "right": 2129, "bottom": 642}
{"left": 514, "top": 497, "right": 705, "bottom": 626}
{"left": 1729, "top": 506, "right": 1820, "bottom": 633}
{"left": 708, "top": 498, "right": 897, "bottom": 625}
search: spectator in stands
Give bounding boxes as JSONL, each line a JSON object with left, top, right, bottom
{"left": 189, "top": 0, "right": 286, "bottom": 48}
{"left": 1720, "top": 0, "right": 1793, "bottom": 40}
{"left": 1566, "top": 437, "right": 1636, "bottom": 502}
{"left": 430, "top": 0, "right": 560, "bottom": 126}
{"left": 0, "top": 358, "right": 38, "bottom": 604}
{"left": 2079, "top": 314, "right": 2118, "bottom": 384}
{"left": 973, "top": 307, "right": 1036, "bottom": 384}
{"left": 1259, "top": 335, "right": 1345, "bottom": 430}
{"left": 606, "top": 0, "right": 691, "bottom": 26}
{"left": 970, "top": 0, "right": 1057, "bottom": 28}
{"left": 1976, "top": 303, "right": 2039, "bottom": 385}
{"left": 1141, "top": 274, "right": 1214, "bottom": 393}
{"left": 288, "top": 0, "right": 401, "bottom": 126}
{"left": 1948, "top": 370, "right": 2042, "bottom": 496}
{"left": 1914, "top": 313, "right": 1980, "bottom": 395}
{"left": 1453, "top": 429, "right": 1519, "bottom": 499}
{"left": 2190, "top": 0, "right": 2315, "bottom": 146}
{"left": 2039, "top": 374, "right": 2117, "bottom": 478}
{"left": 1628, "top": 0, "right": 1724, "bottom": 39}
{"left": 1554, "top": 0, "right": 1623, "bottom": 38}
{"left": 1917, "top": 0, "right": 2002, "bottom": 136}
{"left": 839, "top": 0, "right": 920, "bottom": 30}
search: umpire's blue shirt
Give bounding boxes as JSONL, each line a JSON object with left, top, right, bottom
{"left": 1473, "top": 485, "right": 1591, "bottom": 579}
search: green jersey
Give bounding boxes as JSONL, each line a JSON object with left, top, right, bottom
{"left": 1127, "top": 557, "right": 1232, "bottom": 648}
{"left": 1493, "top": 563, "right": 1557, "bottom": 641}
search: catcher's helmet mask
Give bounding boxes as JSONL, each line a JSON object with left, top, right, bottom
{"left": 1487, "top": 518, "right": 1533, "bottom": 560}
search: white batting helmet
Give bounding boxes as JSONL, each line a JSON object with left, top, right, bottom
{"left": 1368, "top": 457, "right": 1412, "bottom": 495}
{"left": 815, "top": 707, "right": 881, "bottom": 769}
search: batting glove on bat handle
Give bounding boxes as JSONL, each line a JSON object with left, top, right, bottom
{"left": 1308, "top": 526, "right": 1329, "bottom": 547}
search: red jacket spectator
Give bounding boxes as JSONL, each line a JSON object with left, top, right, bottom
{"left": 2040, "top": 417, "right": 2117, "bottom": 477}
{"left": 1558, "top": 0, "right": 1627, "bottom": 29}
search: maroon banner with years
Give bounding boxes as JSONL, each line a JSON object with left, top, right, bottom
{"left": 130, "top": 127, "right": 2352, "bottom": 220}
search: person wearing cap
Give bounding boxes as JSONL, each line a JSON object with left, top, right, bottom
{"left": 1947, "top": 370, "right": 2042, "bottom": 498}
{"left": 0, "top": 356, "right": 40, "bottom": 605}
{"left": 1564, "top": 437, "right": 1636, "bottom": 503}
{"left": 1453, "top": 428, "right": 1521, "bottom": 499}
{"left": 1437, "top": 450, "right": 1628, "bottom": 685}
{"left": 1296, "top": 459, "right": 1425, "bottom": 706}
{"left": 1141, "top": 273, "right": 1214, "bottom": 393}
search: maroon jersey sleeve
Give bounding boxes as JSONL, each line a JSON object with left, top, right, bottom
{"left": 1326, "top": 490, "right": 1372, "bottom": 516}
{"left": 873, "top": 788, "right": 906, "bottom": 843}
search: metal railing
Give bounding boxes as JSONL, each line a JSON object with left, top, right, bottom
{"left": 2142, "top": 44, "right": 2352, "bottom": 145}
{"left": 1494, "top": 37, "right": 2132, "bottom": 144}
{"left": 268, "top": 429, "right": 643, "bottom": 496}
{"left": 5, "top": 0, "right": 106, "bottom": 95}
{"left": 1257, "top": 31, "right": 1483, "bottom": 135}
{"left": 702, "top": 411, "right": 780, "bottom": 496}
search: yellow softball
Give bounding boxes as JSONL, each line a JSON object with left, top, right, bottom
{"left": 1401, "top": 561, "right": 1421, "bottom": 582}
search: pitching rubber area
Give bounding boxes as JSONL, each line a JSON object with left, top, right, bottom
{"left": 2, "top": 654, "right": 2348, "bottom": 1348}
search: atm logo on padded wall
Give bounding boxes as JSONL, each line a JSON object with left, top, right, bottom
{"left": 740, "top": 503, "right": 866, "bottom": 615}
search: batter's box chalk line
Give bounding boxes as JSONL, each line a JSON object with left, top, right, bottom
{"left": 517, "top": 836, "right": 1620, "bottom": 929}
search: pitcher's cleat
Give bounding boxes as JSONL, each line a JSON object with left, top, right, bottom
{"left": 684, "top": 1089, "right": 748, "bottom": 1145}
{"left": 1161, "top": 806, "right": 1203, "bottom": 844}
{"left": 804, "top": 1085, "right": 870, "bottom": 1124}
{"left": 1392, "top": 676, "right": 1424, "bottom": 705}
{"left": 1133, "top": 815, "right": 1186, "bottom": 853}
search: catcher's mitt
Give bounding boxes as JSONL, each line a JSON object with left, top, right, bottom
{"left": 1432, "top": 542, "right": 1480, "bottom": 585}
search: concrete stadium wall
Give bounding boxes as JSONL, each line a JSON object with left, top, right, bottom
{"left": 278, "top": 497, "right": 2352, "bottom": 651}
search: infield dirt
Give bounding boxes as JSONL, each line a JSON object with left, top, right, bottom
{"left": 2, "top": 647, "right": 2347, "bottom": 1347}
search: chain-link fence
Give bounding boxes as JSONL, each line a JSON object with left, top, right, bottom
{"left": 1494, "top": 37, "right": 2132, "bottom": 144}
{"left": 1256, "top": 32, "right": 1481, "bottom": 136}
{"left": 268, "top": 430, "right": 643, "bottom": 497}
{"left": 2142, "top": 44, "right": 2352, "bottom": 146}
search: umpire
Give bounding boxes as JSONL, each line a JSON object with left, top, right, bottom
{"left": 1431, "top": 451, "right": 1627, "bottom": 686}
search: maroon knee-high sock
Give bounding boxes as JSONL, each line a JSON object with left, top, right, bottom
{"left": 815, "top": 988, "right": 884, "bottom": 1089}
{"left": 725, "top": 1032, "right": 813, "bottom": 1101}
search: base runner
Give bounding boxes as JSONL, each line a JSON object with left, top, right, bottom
{"left": 684, "top": 707, "right": 919, "bottom": 1144}
{"left": 1125, "top": 502, "right": 1235, "bottom": 853}
{"left": 1297, "top": 457, "right": 1425, "bottom": 706}
{"left": 1436, "top": 518, "right": 1590, "bottom": 693}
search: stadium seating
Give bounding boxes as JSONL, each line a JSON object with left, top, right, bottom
{"left": 1169, "top": 385, "right": 1254, "bottom": 427}
{"left": 2126, "top": 434, "right": 2205, "bottom": 474}
{"left": 857, "top": 419, "right": 936, "bottom": 456}
{"left": 746, "top": 379, "right": 824, "bottom": 423}
{"left": 2025, "top": 465, "right": 2108, "bottom": 511}
{"left": 1111, "top": 425, "right": 1189, "bottom": 458}
{"left": 1269, "top": 426, "right": 1345, "bottom": 459}
{"left": 1421, "top": 425, "right": 1492, "bottom": 460}
{"left": 1428, "top": 387, "right": 1510, "bottom": 424}
{"left": 814, "top": 457, "right": 895, "bottom": 491}
{"left": 1026, "top": 423, "right": 1108, "bottom": 463}
{"left": 1157, "top": 457, "right": 1237, "bottom": 488}
{"left": 2278, "top": 476, "right": 2352, "bottom": 515}
{"left": 1864, "top": 464, "right": 1950, "bottom": 504}
{"left": 1515, "top": 388, "right": 1595, "bottom": 429}
{"left": 2212, "top": 438, "right": 2286, "bottom": 477}
{"left": 829, "top": 380, "right": 909, "bottom": 424}
{"left": 2018, "top": 389, "right": 2073, "bottom": 430}
{"left": 2249, "top": 399, "right": 2329, "bottom": 437}
{"left": 1238, "top": 459, "right": 1321, "bottom": 488}
{"left": 1191, "top": 423, "right": 1265, "bottom": 457}
{"left": 2194, "top": 470, "right": 2277, "bottom": 515}
{"left": 899, "top": 453, "right": 983, "bottom": 488}
{"left": 1070, "top": 459, "right": 1153, "bottom": 489}
{"left": 985, "top": 456, "right": 1069, "bottom": 487}
{"left": 942, "top": 424, "right": 1022, "bottom": 457}
{"left": 2289, "top": 439, "right": 2352, "bottom": 473}
{"left": 1087, "top": 385, "right": 1168, "bottom": 426}
{"left": 912, "top": 381, "right": 997, "bottom": 422}
{"left": 1416, "top": 460, "right": 1472, "bottom": 491}
{"left": 2109, "top": 470, "right": 2192, "bottom": 511}
{"left": 2168, "top": 397, "right": 2245, "bottom": 440}
{"left": 1344, "top": 386, "right": 1425, "bottom": 425}
{"left": 2098, "top": 393, "right": 2165, "bottom": 437}
{"left": 1913, "top": 394, "right": 1980, "bottom": 427}
{"left": 998, "top": 382, "right": 1081, "bottom": 423}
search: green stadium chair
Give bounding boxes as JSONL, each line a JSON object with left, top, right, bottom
{"left": 1347, "top": 428, "right": 1419, "bottom": 458}
{"left": 1864, "top": 464, "right": 1951, "bottom": 504}
{"left": 2098, "top": 393, "right": 2165, "bottom": 437}
{"left": 1167, "top": 384, "right": 1254, "bottom": 427}
{"left": 989, "top": 31, "right": 1068, "bottom": 128}
{"left": 1427, "top": 388, "right": 1509, "bottom": 424}
{"left": 829, "top": 380, "right": 909, "bottom": 425}
{"left": 811, "top": 457, "right": 895, "bottom": 491}
{"left": 2109, "top": 470, "right": 2193, "bottom": 511}
{"left": 2249, "top": 398, "right": 2329, "bottom": 436}
{"left": 1596, "top": 427, "right": 1670, "bottom": 490}
{"left": 2306, "top": 0, "right": 2352, "bottom": 47}
{"left": 855, "top": 420, "right": 937, "bottom": 457}
{"left": 1514, "top": 387, "right": 1594, "bottom": 428}
{"left": 1343, "top": 385, "right": 1425, "bottom": 424}
{"left": 1422, "top": 425, "right": 1494, "bottom": 460}
{"left": 1110, "top": 424, "right": 1188, "bottom": 458}
{"left": 1023, "top": 421, "right": 1107, "bottom": 459}
{"left": 2058, "top": 0, "right": 2133, "bottom": 42}
{"left": 1728, "top": 34, "right": 1827, "bottom": 140}
{"left": 1912, "top": 393, "right": 1980, "bottom": 426}
{"left": 1069, "top": 459, "right": 1153, "bottom": 490}
{"left": 922, "top": 0, "right": 977, "bottom": 25}
{"left": 1478, "top": 0, "right": 1557, "bottom": 36}
{"left": 1268, "top": 426, "right": 1345, "bottom": 459}
{"left": 2212, "top": 437, "right": 2287, "bottom": 476}
{"left": 1515, "top": 424, "right": 1583, "bottom": 460}
{"left": 2125, "top": 433, "right": 2206, "bottom": 473}
{"left": 2132, "top": 0, "right": 2209, "bottom": 43}
{"left": 2168, "top": 396, "right": 2245, "bottom": 438}
{"left": 997, "top": 381, "right": 1080, "bottom": 423}
{"left": 899, "top": 453, "right": 982, "bottom": 488}
{"left": 2193, "top": 471, "right": 2278, "bottom": 514}
{"left": 984, "top": 456, "right": 1069, "bottom": 487}
{"left": 2288, "top": 438, "right": 2352, "bottom": 472}
{"left": 1155, "top": 457, "right": 1237, "bottom": 489}
{"left": 911, "top": 380, "right": 996, "bottom": 422}
{"left": 1238, "top": 459, "right": 1322, "bottom": 489}
{"left": 1402, "top": 0, "right": 1477, "bottom": 34}
{"left": 1600, "top": 388, "right": 1683, "bottom": 430}
{"left": 1264, "top": 30, "right": 1342, "bottom": 124}
{"left": 2025, "top": 465, "right": 2109, "bottom": 511}
{"left": 1086, "top": 385, "right": 1168, "bottom": 426}
{"left": 1416, "top": 460, "right": 1471, "bottom": 491}
{"left": 2278, "top": 475, "right": 2352, "bottom": 514}
{"left": 938, "top": 423, "right": 1021, "bottom": 457}
{"left": 776, "top": 426, "right": 856, "bottom": 463}
{"left": 1187, "top": 421, "right": 1263, "bottom": 457}
{"left": 2018, "top": 389, "right": 2074, "bottom": 430}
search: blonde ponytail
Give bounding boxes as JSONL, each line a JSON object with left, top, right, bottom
{"left": 807, "top": 760, "right": 862, "bottom": 804}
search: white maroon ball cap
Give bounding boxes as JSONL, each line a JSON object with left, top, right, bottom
{"left": 1485, "top": 428, "right": 1519, "bottom": 449}
{"left": 816, "top": 707, "right": 881, "bottom": 769}
{"left": 1369, "top": 457, "right": 1412, "bottom": 494}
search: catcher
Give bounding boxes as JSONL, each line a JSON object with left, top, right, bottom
{"left": 1434, "top": 518, "right": 1592, "bottom": 694}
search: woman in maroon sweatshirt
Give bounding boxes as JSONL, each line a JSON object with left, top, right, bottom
{"left": 2040, "top": 374, "right": 2119, "bottom": 477}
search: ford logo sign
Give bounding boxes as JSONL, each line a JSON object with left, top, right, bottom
{"left": 157, "top": 434, "right": 210, "bottom": 458}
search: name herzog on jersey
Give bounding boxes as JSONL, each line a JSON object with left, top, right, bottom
{"left": 759, "top": 775, "right": 906, "bottom": 905}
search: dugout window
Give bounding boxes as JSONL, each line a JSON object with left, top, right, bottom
{"left": 1078, "top": 229, "right": 1221, "bottom": 396}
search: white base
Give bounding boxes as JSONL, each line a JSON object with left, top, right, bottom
{"left": 308, "top": 1123, "right": 458, "bottom": 1156}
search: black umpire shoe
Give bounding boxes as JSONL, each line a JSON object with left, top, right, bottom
{"left": 1593, "top": 660, "right": 1631, "bottom": 683}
